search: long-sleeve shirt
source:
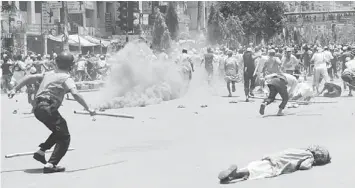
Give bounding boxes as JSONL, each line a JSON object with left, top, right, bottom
{"left": 261, "top": 148, "right": 315, "bottom": 176}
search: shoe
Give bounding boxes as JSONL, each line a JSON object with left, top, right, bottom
{"left": 218, "top": 165, "right": 238, "bottom": 183}
{"left": 249, "top": 92, "right": 254, "bottom": 97}
{"left": 246, "top": 98, "right": 249, "bottom": 102}
{"left": 33, "top": 152, "right": 47, "bottom": 164}
{"left": 259, "top": 103, "right": 266, "bottom": 115}
{"left": 43, "top": 165, "right": 66, "bottom": 173}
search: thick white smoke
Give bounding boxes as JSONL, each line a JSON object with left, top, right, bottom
{"left": 93, "top": 41, "right": 188, "bottom": 109}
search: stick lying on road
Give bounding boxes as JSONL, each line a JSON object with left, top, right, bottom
{"left": 251, "top": 96, "right": 338, "bottom": 104}
{"left": 74, "top": 110, "right": 135, "bottom": 119}
{"left": 5, "top": 148, "right": 75, "bottom": 158}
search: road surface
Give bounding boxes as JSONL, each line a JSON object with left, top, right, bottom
{"left": 1, "top": 79, "right": 355, "bottom": 188}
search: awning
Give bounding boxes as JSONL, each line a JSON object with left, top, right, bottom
{"left": 69, "top": 35, "right": 98, "bottom": 47}
{"left": 48, "top": 34, "right": 64, "bottom": 42}
{"left": 83, "top": 36, "right": 111, "bottom": 47}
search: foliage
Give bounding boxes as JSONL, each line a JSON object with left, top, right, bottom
{"left": 165, "top": 2, "right": 179, "bottom": 40}
{"left": 152, "top": 8, "right": 171, "bottom": 51}
{"left": 207, "top": 4, "right": 226, "bottom": 45}
{"left": 223, "top": 15, "right": 244, "bottom": 45}
{"left": 0, "top": 1, "right": 17, "bottom": 13}
{"left": 218, "top": 1, "right": 286, "bottom": 42}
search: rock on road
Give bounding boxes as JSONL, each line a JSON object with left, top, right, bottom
{"left": 1, "top": 81, "right": 355, "bottom": 188}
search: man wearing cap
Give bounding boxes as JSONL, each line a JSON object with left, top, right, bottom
{"left": 281, "top": 48, "right": 299, "bottom": 75}
{"left": 262, "top": 49, "right": 282, "bottom": 76}
{"left": 341, "top": 50, "right": 355, "bottom": 96}
{"left": 311, "top": 47, "right": 330, "bottom": 94}
{"left": 302, "top": 45, "right": 312, "bottom": 79}
{"left": 327, "top": 46, "right": 339, "bottom": 81}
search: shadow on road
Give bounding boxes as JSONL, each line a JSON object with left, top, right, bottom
{"left": 221, "top": 96, "right": 240, "bottom": 98}
{"left": 66, "top": 160, "right": 127, "bottom": 173}
{"left": 1, "top": 160, "right": 127, "bottom": 174}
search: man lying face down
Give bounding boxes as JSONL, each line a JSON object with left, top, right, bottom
{"left": 218, "top": 145, "right": 331, "bottom": 184}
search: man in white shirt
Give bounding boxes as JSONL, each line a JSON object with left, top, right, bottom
{"left": 76, "top": 54, "right": 87, "bottom": 81}
{"left": 310, "top": 47, "right": 330, "bottom": 94}
{"left": 341, "top": 51, "right": 355, "bottom": 96}
{"left": 281, "top": 48, "right": 299, "bottom": 74}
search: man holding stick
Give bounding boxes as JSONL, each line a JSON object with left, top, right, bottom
{"left": 8, "top": 51, "right": 95, "bottom": 173}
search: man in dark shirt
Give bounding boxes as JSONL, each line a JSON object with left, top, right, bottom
{"left": 319, "top": 82, "right": 342, "bottom": 98}
{"left": 202, "top": 47, "right": 214, "bottom": 83}
{"left": 243, "top": 48, "right": 258, "bottom": 102}
{"left": 1, "top": 55, "right": 14, "bottom": 93}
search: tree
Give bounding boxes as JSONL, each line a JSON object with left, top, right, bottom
{"left": 152, "top": 8, "right": 171, "bottom": 51}
{"left": 165, "top": 2, "right": 179, "bottom": 40}
{"left": 224, "top": 16, "right": 244, "bottom": 47}
{"left": 207, "top": 4, "right": 226, "bottom": 45}
{"left": 218, "top": 1, "right": 285, "bottom": 44}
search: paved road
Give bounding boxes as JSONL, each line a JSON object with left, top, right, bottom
{"left": 1, "top": 78, "right": 355, "bottom": 188}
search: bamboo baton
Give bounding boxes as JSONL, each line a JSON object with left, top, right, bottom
{"left": 5, "top": 148, "right": 75, "bottom": 158}
{"left": 74, "top": 110, "right": 135, "bottom": 119}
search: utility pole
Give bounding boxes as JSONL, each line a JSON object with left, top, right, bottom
{"left": 62, "top": 1, "right": 69, "bottom": 51}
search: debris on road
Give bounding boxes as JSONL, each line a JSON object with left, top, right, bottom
{"left": 177, "top": 105, "right": 185, "bottom": 108}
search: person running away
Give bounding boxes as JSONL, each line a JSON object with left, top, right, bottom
{"left": 224, "top": 51, "right": 239, "bottom": 97}
{"left": 8, "top": 51, "right": 95, "bottom": 173}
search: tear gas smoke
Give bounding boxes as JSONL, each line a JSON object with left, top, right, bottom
{"left": 93, "top": 41, "right": 189, "bottom": 109}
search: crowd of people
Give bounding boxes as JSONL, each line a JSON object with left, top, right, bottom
{"left": 1, "top": 39, "right": 355, "bottom": 174}
{"left": 172, "top": 42, "right": 355, "bottom": 115}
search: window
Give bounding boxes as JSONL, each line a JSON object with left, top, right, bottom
{"left": 106, "top": 3, "right": 111, "bottom": 13}
{"left": 97, "top": 2, "right": 101, "bottom": 18}
{"left": 2, "top": 1, "right": 9, "bottom": 6}
{"left": 19, "top": 1, "right": 27, "bottom": 11}
{"left": 35, "top": 1, "right": 41, "bottom": 13}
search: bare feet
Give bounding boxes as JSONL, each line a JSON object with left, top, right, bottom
{"left": 228, "top": 93, "right": 232, "bottom": 97}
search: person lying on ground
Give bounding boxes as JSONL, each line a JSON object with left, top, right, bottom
{"left": 291, "top": 77, "right": 313, "bottom": 101}
{"left": 218, "top": 145, "right": 331, "bottom": 184}
{"left": 318, "top": 82, "right": 342, "bottom": 98}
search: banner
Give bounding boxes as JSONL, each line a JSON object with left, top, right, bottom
{"left": 142, "top": 2, "right": 152, "bottom": 14}
{"left": 115, "top": 2, "right": 121, "bottom": 21}
{"left": 142, "top": 14, "right": 149, "bottom": 25}
{"left": 85, "top": 2, "right": 94, "bottom": 10}
{"left": 42, "top": 2, "right": 60, "bottom": 25}
{"left": 67, "top": 2, "right": 84, "bottom": 14}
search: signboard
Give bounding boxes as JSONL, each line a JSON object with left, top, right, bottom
{"left": 48, "top": 1, "right": 62, "bottom": 9}
{"left": 133, "top": 13, "right": 140, "bottom": 25}
{"left": 67, "top": 2, "right": 84, "bottom": 14}
{"left": 142, "top": 14, "right": 149, "bottom": 25}
{"left": 142, "top": 2, "right": 152, "bottom": 14}
{"left": 115, "top": 2, "right": 121, "bottom": 21}
{"left": 42, "top": 2, "right": 60, "bottom": 25}
{"left": 85, "top": 2, "right": 94, "bottom": 10}
{"left": 105, "top": 13, "right": 112, "bottom": 32}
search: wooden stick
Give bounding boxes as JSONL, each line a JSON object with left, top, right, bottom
{"left": 78, "top": 89, "right": 100, "bottom": 93}
{"left": 74, "top": 110, "right": 135, "bottom": 119}
{"left": 5, "top": 148, "right": 75, "bottom": 158}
